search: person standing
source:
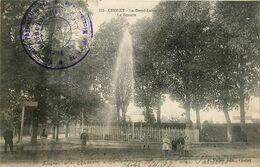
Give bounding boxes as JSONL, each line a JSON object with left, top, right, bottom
{"left": 162, "top": 134, "right": 171, "bottom": 158}
{"left": 143, "top": 133, "right": 150, "bottom": 149}
{"left": 2, "top": 128, "right": 14, "bottom": 153}
{"left": 184, "top": 136, "right": 191, "bottom": 156}
{"left": 176, "top": 136, "right": 185, "bottom": 156}
{"left": 80, "top": 129, "right": 89, "bottom": 152}
{"left": 171, "top": 138, "right": 177, "bottom": 151}
{"left": 40, "top": 128, "right": 48, "bottom": 149}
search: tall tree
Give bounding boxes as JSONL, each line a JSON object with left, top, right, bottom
{"left": 131, "top": 18, "right": 166, "bottom": 125}
{"left": 151, "top": 1, "right": 212, "bottom": 127}
{"left": 204, "top": 18, "right": 239, "bottom": 142}
{"left": 214, "top": 1, "right": 260, "bottom": 141}
{"left": 0, "top": 0, "right": 49, "bottom": 143}
{"left": 0, "top": 0, "right": 94, "bottom": 142}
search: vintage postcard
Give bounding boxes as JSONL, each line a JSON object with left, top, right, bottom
{"left": 0, "top": 0, "right": 259, "bottom": 167}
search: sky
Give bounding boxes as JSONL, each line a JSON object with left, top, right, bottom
{"left": 87, "top": 0, "right": 260, "bottom": 124}
{"left": 128, "top": 94, "right": 260, "bottom": 124}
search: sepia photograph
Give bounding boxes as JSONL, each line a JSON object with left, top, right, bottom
{"left": 0, "top": 0, "right": 260, "bottom": 166}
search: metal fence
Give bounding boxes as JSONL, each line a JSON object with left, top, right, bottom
{"left": 70, "top": 124, "right": 199, "bottom": 143}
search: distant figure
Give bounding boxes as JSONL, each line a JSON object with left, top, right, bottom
{"left": 176, "top": 136, "right": 185, "bottom": 156}
{"left": 171, "top": 139, "right": 177, "bottom": 150}
{"left": 80, "top": 129, "right": 89, "bottom": 152}
{"left": 184, "top": 136, "right": 191, "bottom": 156}
{"left": 2, "top": 128, "right": 13, "bottom": 153}
{"left": 40, "top": 128, "right": 48, "bottom": 149}
{"left": 143, "top": 133, "right": 150, "bottom": 149}
{"left": 162, "top": 134, "right": 171, "bottom": 158}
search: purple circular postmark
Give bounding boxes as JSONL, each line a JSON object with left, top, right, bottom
{"left": 20, "top": 0, "right": 93, "bottom": 69}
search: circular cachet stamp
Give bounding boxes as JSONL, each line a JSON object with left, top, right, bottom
{"left": 20, "top": 0, "right": 93, "bottom": 69}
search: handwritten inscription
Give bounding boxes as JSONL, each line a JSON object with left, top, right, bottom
{"left": 195, "top": 154, "right": 252, "bottom": 164}
{"left": 42, "top": 157, "right": 252, "bottom": 167}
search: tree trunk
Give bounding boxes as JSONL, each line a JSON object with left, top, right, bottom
{"left": 122, "top": 107, "right": 126, "bottom": 127}
{"left": 65, "top": 122, "right": 69, "bottom": 138}
{"left": 239, "top": 96, "right": 245, "bottom": 126}
{"left": 196, "top": 108, "right": 201, "bottom": 130}
{"left": 52, "top": 126, "right": 56, "bottom": 139}
{"left": 223, "top": 100, "right": 232, "bottom": 142}
{"left": 184, "top": 70, "right": 191, "bottom": 128}
{"left": 145, "top": 105, "right": 150, "bottom": 125}
{"left": 74, "top": 121, "right": 77, "bottom": 136}
{"left": 238, "top": 52, "right": 246, "bottom": 142}
{"left": 185, "top": 99, "right": 191, "bottom": 128}
{"left": 121, "top": 105, "right": 127, "bottom": 133}
{"left": 157, "top": 94, "right": 161, "bottom": 126}
{"left": 157, "top": 107, "right": 161, "bottom": 126}
{"left": 31, "top": 114, "right": 38, "bottom": 144}
{"left": 17, "top": 126, "right": 20, "bottom": 143}
{"left": 55, "top": 124, "right": 59, "bottom": 141}
{"left": 81, "top": 111, "right": 84, "bottom": 133}
{"left": 116, "top": 105, "right": 121, "bottom": 125}
{"left": 239, "top": 92, "right": 247, "bottom": 142}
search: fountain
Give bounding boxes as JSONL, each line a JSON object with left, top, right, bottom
{"left": 105, "top": 29, "right": 135, "bottom": 133}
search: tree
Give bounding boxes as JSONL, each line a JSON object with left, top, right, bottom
{"left": 150, "top": 1, "right": 212, "bottom": 127}
{"left": 214, "top": 1, "right": 260, "bottom": 141}
{"left": 0, "top": 0, "right": 95, "bottom": 142}
{"left": 45, "top": 59, "right": 101, "bottom": 139}
{"left": 0, "top": 0, "right": 50, "bottom": 143}
{"left": 131, "top": 18, "right": 166, "bottom": 125}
